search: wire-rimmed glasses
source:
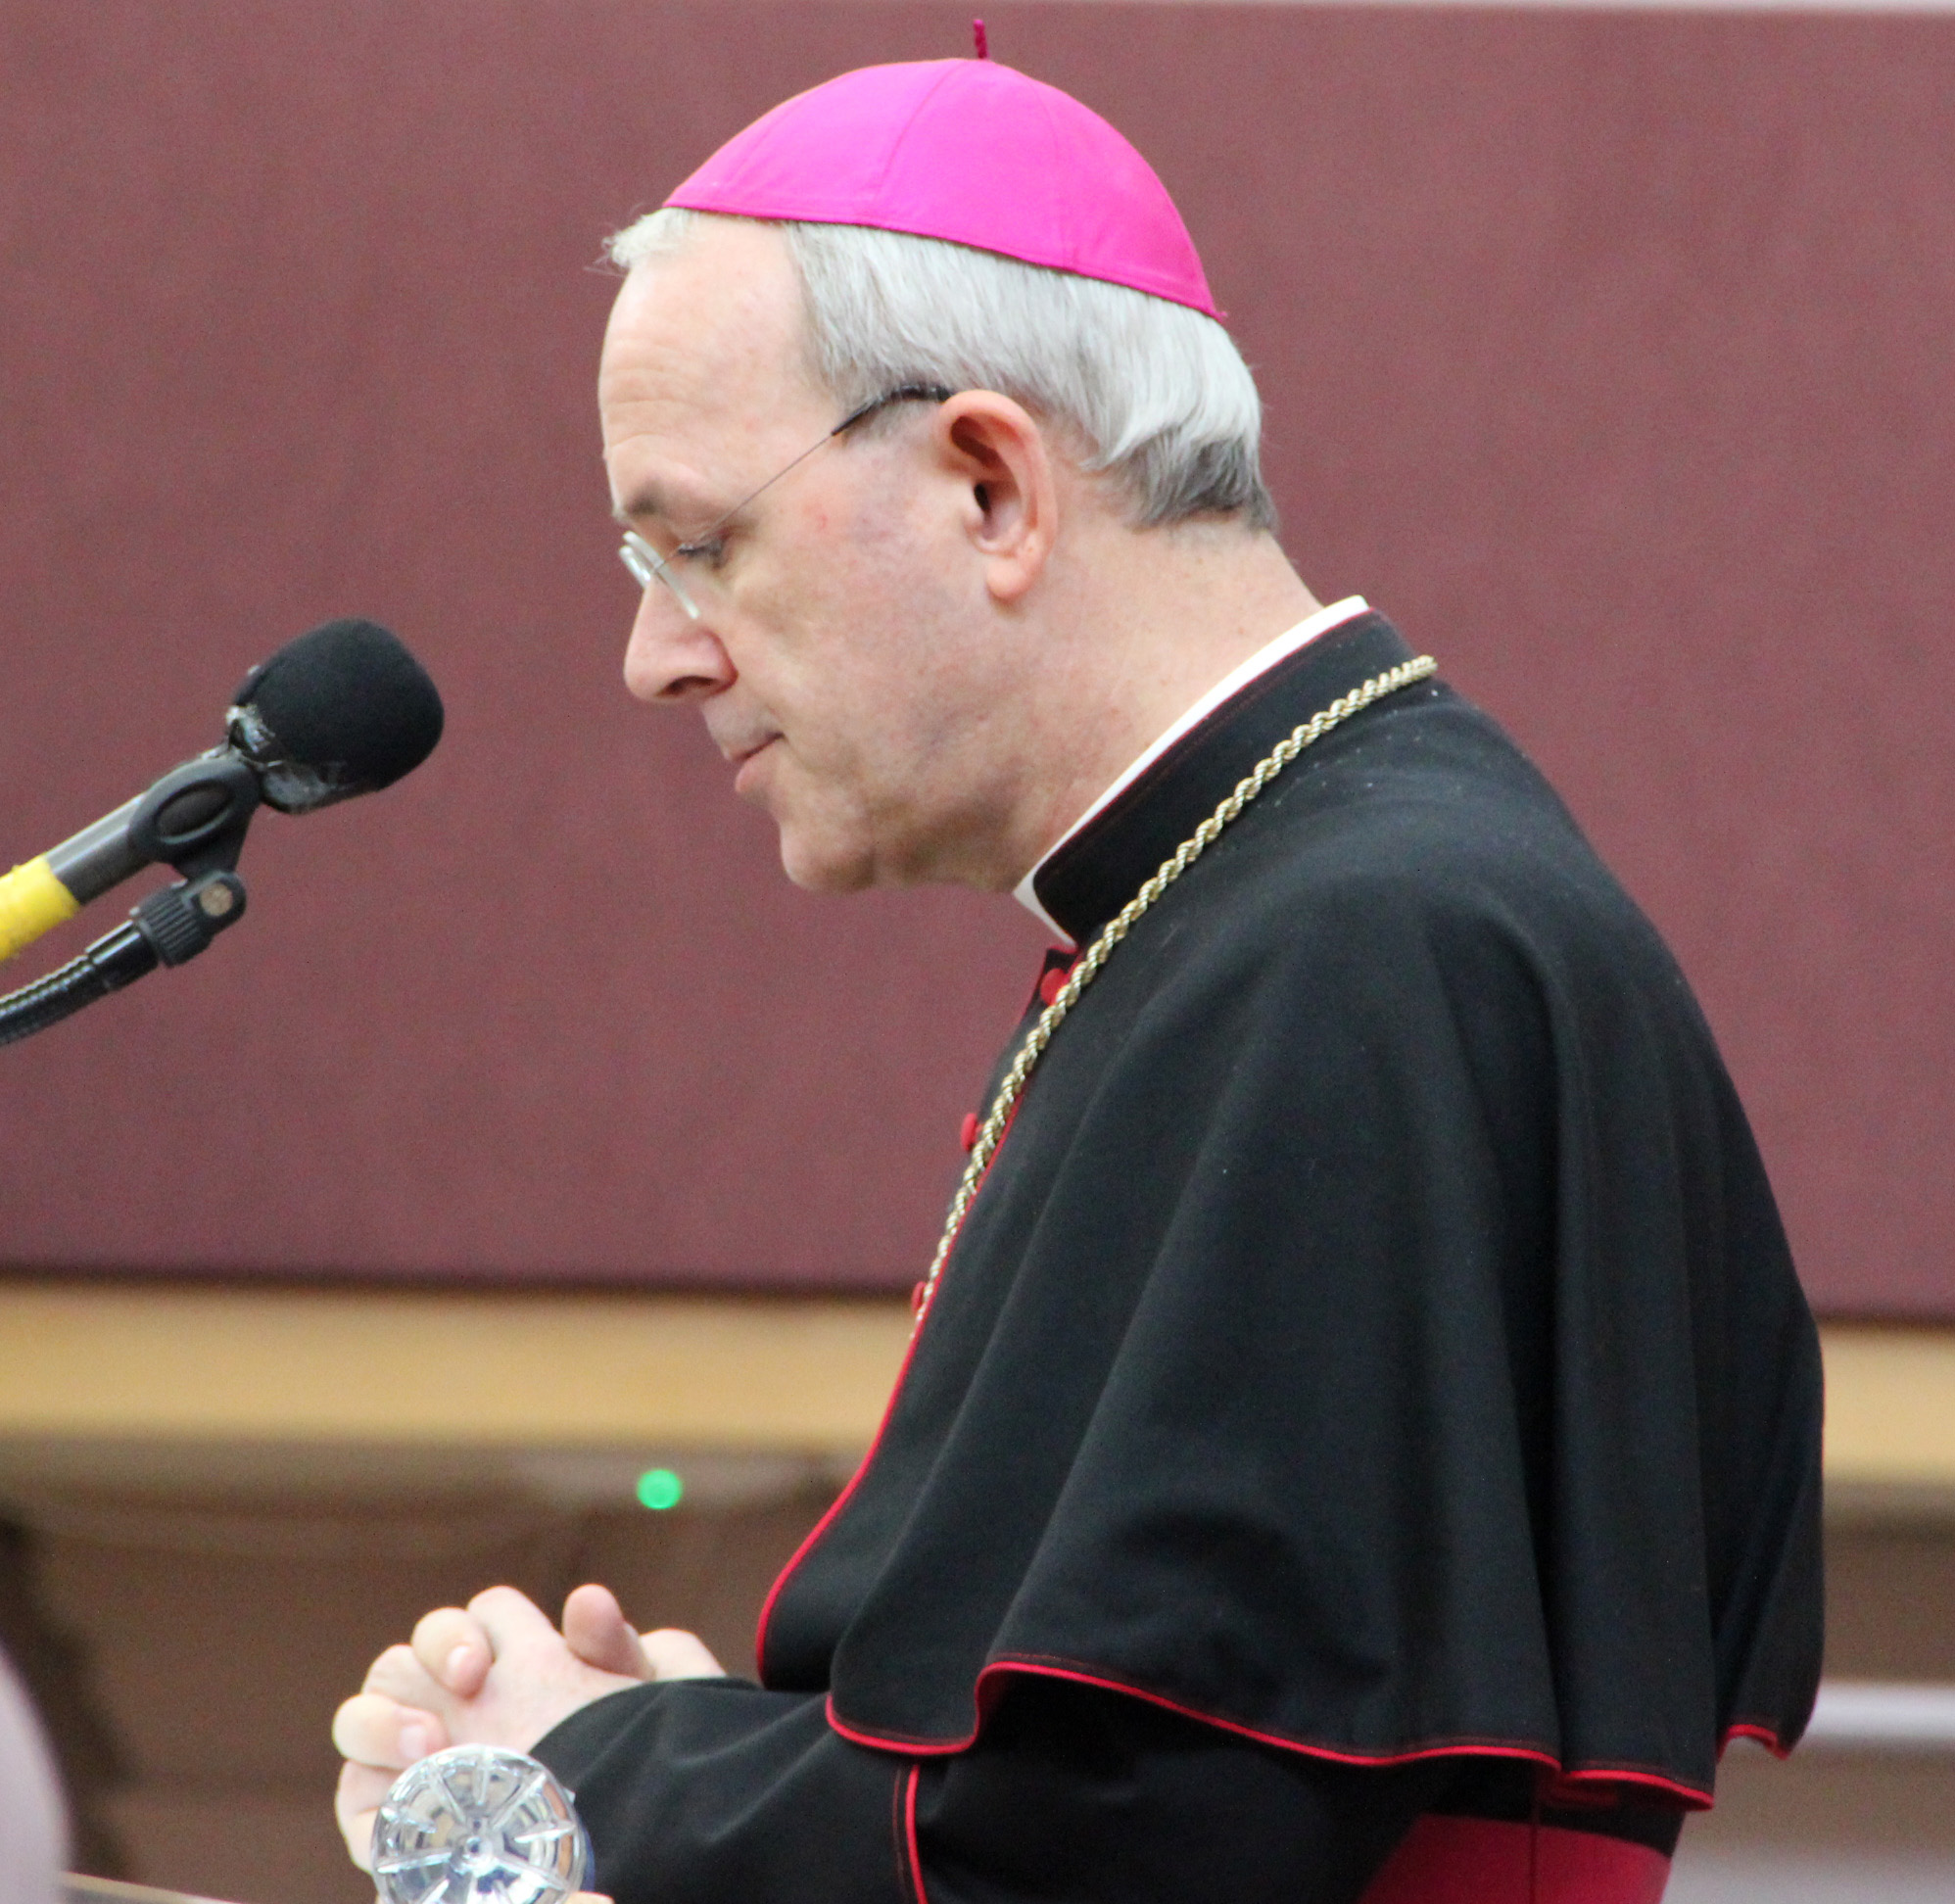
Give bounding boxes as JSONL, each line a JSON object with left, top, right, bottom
{"left": 618, "top": 382, "right": 954, "bottom": 621}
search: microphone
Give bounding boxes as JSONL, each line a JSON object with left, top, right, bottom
{"left": 0, "top": 618, "right": 444, "bottom": 967}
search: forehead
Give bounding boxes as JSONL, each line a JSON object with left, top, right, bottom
{"left": 598, "top": 219, "right": 826, "bottom": 486}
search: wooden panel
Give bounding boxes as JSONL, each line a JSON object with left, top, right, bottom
{"left": 1824, "top": 1325, "right": 1955, "bottom": 1499}
{"left": 0, "top": 1286, "right": 912, "bottom": 1454}
{"left": 0, "top": 1288, "right": 1942, "bottom": 1507}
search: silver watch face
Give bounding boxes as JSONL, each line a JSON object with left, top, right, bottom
{"left": 372, "top": 1745, "right": 592, "bottom": 1904}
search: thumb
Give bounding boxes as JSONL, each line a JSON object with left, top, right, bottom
{"left": 561, "top": 1584, "right": 651, "bottom": 1679}
{"left": 640, "top": 1628, "right": 726, "bottom": 1681}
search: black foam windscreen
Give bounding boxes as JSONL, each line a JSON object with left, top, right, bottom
{"left": 230, "top": 620, "right": 445, "bottom": 801}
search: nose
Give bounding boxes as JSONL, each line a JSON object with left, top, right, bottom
{"left": 622, "top": 587, "right": 736, "bottom": 703}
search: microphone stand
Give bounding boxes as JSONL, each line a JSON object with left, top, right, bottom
{"left": 0, "top": 760, "right": 258, "bottom": 1049}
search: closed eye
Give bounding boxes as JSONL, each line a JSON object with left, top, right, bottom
{"left": 673, "top": 534, "right": 728, "bottom": 565}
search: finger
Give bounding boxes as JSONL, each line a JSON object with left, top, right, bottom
{"left": 411, "top": 1604, "right": 494, "bottom": 1697}
{"left": 467, "top": 1582, "right": 558, "bottom": 1631}
{"left": 364, "top": 1643, "right": 453, "bottom": 1713}
{"left": 332, "top": 1691, "right": 450, "bottom": 1769}
{"left": 363, "top": 1642, "right": 418, "bottom": 1695}
{"left": 562, "top": 1583, "right": 651, "bottom": 1680}
{"left": 336, "top": 1757, "right": 392, "bottom": 1872}
{"left": 641, "top": 1628, "right": 726, "bottom": 1681}
{"left": 465, "top": 1583, "right": 563, "bottom": 1660}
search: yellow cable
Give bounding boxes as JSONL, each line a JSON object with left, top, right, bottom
{"left": 0, "top": 857, "right": 79, "bottom": 965}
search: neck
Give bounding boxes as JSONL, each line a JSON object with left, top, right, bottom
{"left": 997, "top": 521, "right": 1321, "bottom": 888}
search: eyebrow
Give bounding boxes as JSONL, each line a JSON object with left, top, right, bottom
{"left": 610, "top": 485, "right": 669, "bottom": 529}
{"left": 611, "top": 476, "right": 732, "bottom": 539}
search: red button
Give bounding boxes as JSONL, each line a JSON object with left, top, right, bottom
{"left": 959, "top": 1112, "right": 980, "bottom": 1152}
{"left": 1039, "top": 967, "right": 1069, "bottom": 1006}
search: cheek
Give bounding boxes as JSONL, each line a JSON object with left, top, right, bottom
{"left": 760, "top": 487, "right": 972, "bottom": 765}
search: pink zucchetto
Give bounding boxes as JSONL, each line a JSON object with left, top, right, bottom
{"left": 664, "top": 59, "right": 1220, "bottom": 319}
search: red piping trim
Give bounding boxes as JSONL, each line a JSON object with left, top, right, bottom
{"left": 753, "top": 1316, "right": 923, "bottom": 1667}
{"left": 902, "top": 1762, "right": 930, "bottom": 1904}
{"left": 1721, "top": 1721, "right": 1790, "bottom": 1759}
{"left": 826, "top": 1658, "right": 1739, "bottom": 1810}
{"left": 752, "top": 1099, "right": 1023, "bottom": 1671}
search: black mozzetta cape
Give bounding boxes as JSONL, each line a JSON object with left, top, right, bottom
{"left": 539, "top": 612, "right": 1823, "bottom": 1900}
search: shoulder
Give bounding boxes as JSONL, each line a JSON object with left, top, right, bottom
{"left": 1243, "top": 691, "right": 1663, "bottom": 959}
{"left": 1122, "top": 690, "right": 1706, "bottom": 1070}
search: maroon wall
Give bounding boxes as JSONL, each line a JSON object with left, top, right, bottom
{"left": 0, "top": 2, "right": 1949, "bottom": 1309}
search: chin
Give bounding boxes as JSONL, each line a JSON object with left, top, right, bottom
{"left": 777, "top": 827, "right": 878, "bottom": 894}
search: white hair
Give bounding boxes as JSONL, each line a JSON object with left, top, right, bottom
{"left": 607, "top": 208, "right": 1275, "bottom": 531}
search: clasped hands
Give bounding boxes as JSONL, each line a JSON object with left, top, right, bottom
{"left": 333, "top": 1580, "right": 724, "bottom": 1872}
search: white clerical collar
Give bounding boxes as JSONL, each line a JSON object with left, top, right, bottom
{"left": 1013, "top": 597, "right": 1372, "bottom": 943}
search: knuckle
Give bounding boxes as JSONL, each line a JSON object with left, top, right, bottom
{"left": 466, "top": 1583, "right": 529, "bottom": 1617}
{"left": 411, "top": 1606, "right": 469, "bottom": 1650}
{"left": 363, "top": 1644, "right": 416, "bottom": 1692}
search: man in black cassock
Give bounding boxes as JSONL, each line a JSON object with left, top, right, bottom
{"left": 333, "top": 57, "right": 1822, "bottom": 1904}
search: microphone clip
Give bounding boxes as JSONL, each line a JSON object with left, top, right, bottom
{"left": 125, "top": 752, "right": 262, "bottom": 880}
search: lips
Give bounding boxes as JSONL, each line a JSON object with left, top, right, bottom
{"left": 704, "top": 706, "right": 782, "bottom": 792}
{"left": 731, "top": 735, "right": 779, "bottom": 794}
{"left": 706, "top": 718, "right": 777, "bottom": 768}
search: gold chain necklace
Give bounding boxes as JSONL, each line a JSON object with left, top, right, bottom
{"left": 915, "top": 653, "right": 1439, "bottom": 1327}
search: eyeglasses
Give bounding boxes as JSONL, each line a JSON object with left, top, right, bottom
{"left": 618, "top": 382, "right": 954, "bottom": 620}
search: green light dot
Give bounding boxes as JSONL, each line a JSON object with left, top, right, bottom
{"left": 636, "top": 1467, "right": 684, "bottom": 1511}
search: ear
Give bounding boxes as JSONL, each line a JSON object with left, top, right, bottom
{"left": 933, "top": 391, "right": 1059, "bottom": 605}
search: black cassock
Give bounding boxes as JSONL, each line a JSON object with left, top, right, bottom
{"left": 537, "top": 612, "right": 1823, "bottom": 1903}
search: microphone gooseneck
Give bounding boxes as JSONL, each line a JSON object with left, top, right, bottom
{"left": 0, "top": 873, "right": 247, "bottom": 1050}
